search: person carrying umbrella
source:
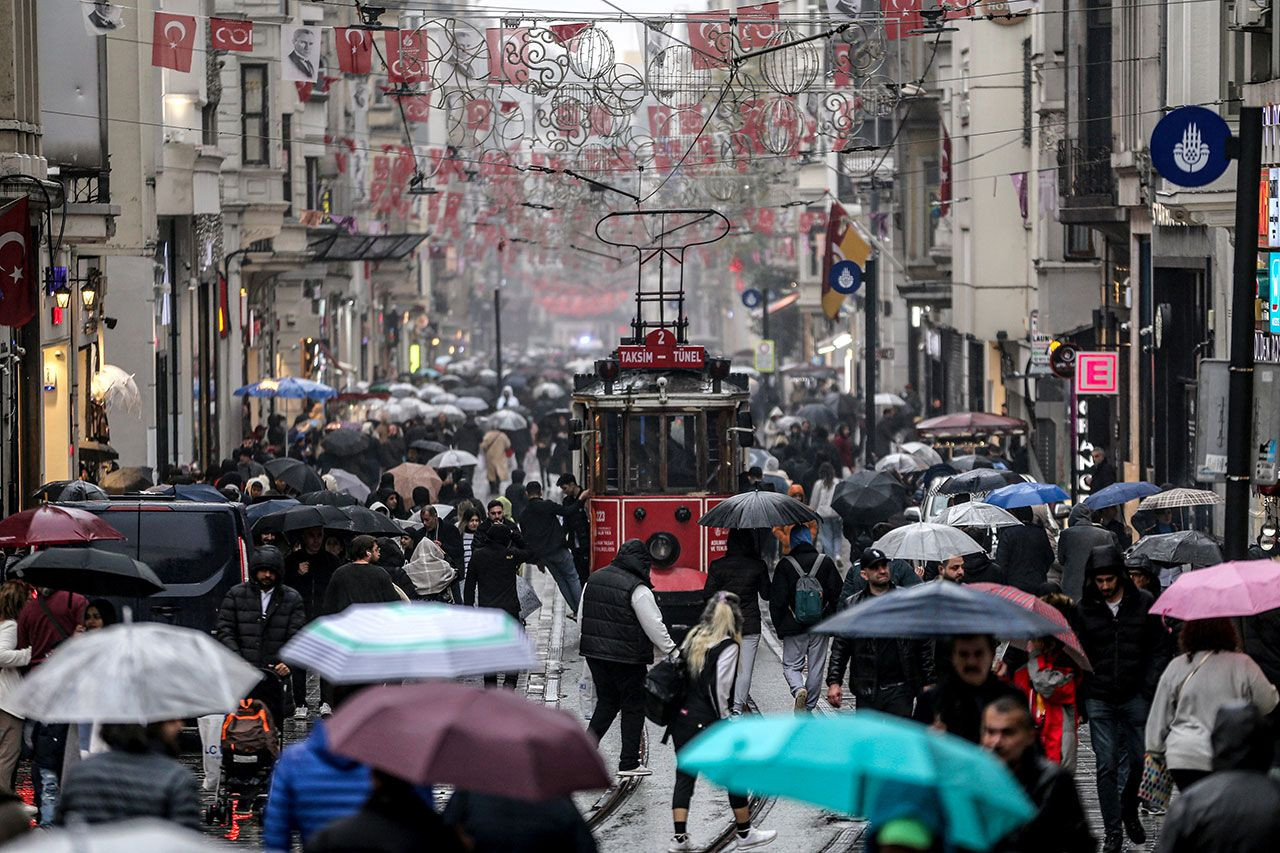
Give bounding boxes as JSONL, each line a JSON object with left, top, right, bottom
{"left": 1056, "top": 504, "right": 1118, "bottom": 602}
{"left": 463, "top": 524, "right": 534, "bottom": 690}
{"left": 705, "top": 529, "right": 771, "bottom": 715}
{"left": 995, "top": 507, "right": 1056, "bottom": 593}
{"left": 913, "top": 635, "right": 1022, "bottom": 743}
{"left": 284, "top": 526, "right": 341, "bottom": 719}
{"left": 768, "top": 524, "right": 842, "bottom": 712}
{"left": 666, "top": 593, "right": 777, "bottom": 852}
{"left": 1011, "top": 591, "right": 1084, "bottom": 769}
{"left": 479, "top": 426, "right": 512, "bottom": 497}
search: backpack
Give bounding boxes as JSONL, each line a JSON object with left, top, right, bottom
{"left": 643, "top": 652, "right": 688, "bottom": 727}
{"left": 220, "top": 699, "right": 279, "bottom": 758}
{"left": 784, "top": 555, "right": 826, "bottom": 626}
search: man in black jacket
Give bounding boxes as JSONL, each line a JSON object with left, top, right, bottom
{"left": 322, "top": 536, "right": 399, "bottom": 617}
{"left": 1075, "top": 545, "right": 1167, "bottom": 853}
{"left": 282, "top": 526, "right": 340, "bottom": 719}
{"left": 769, "top": 525, "right": 842, "bottom": 712}
{"left": 520, "top": 481, "right": 582, "bottom": 613}
{"left": 579, "top": 540, "right": 676, "bottom": 777}
{"left": 913, "top": 634, "right": 1021, "bottom": 742}
{"left": 982, "top": 697, "right": 1094, "bottom": 853}
{"left": 419, "top": 505, "right": 464, "bottom": 601}
{"left": 1056, "top": 504, "right": 1117, "bottom": 601}
{"left": 826, "top": 548, "right": 932, "bottom": 717}
{"left": 216, "top": 546, "right": 306, "bottom": 724}
{"left": 464, "top": 525, "right": 534, "bottom": 689}
{"left": 557, "top": 474, "right": 592, "bottom": 584}
{"left": 995, "top": 508, "right": 1056, "bottom": 592}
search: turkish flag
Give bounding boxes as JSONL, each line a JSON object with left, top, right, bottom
{"left": 687, "top": 11, "right": 731, "bottom": 69}
{"left": 881, "top": 0, "right": 923, "bottom": 40}
{"left": 385, "top": 30, "right": 430, "bottom": 85}
{"left": 549, "top": 23, "right": 590, "bottom": 45}
{"left": 0, "top": 198, "right": 34, "bottom": 328}
{"left": 737, "top": 3, "right": 780, "bottom": 51}
{"left": 402, "top": 94, "right": 432, "bottom": 124}
{"left": 335, "top": 27, "right": 373, "bottom": 74}
{"left": 833, "top": 43, "right": 853, "bottom": 87}
{"left": 152, "top": 12, "right": 197, "bottom": 72}
{"left": 210, "top": 18, "right": 253, "bottom": 52}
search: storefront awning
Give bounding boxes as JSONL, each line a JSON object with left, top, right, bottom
{"left": 307, "top": 233, "right": 427, "bottom": 261}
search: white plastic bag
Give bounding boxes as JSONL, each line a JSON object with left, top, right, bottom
{"left": 198, "top": 713, "right": 224, "bottom": 791}
{"left": 578, "top": 667, "right": 596, "bottom": 721}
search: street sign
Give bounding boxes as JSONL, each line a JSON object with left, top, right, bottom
{"left": 617, "top": 328, "right": 706, "bottom": 369}
{"left": 741, "top": 288, "right": 762, "bottom": 309}
{"left": 829, "top": 260, "right": 863, "bottom": 295}
{"left": 1150, "top": 106, "right": 1232, "bottom": 188}
{"left": 755, "top": 339, "right": 776, "bottom": 374}
{"left": 1074, "top": 351, "right": 1118, "bottom": 395}
{"left": 1074, "top": 397, "right": 1093, "bottom": 496}
{"left": 1049, "top": 342, "right": 1077, "bottom": 379}
{"left": 1195, "top": 359, "right": 1229, "bottom": 482}
{"left": 1029, "top": 310, "right": 1052, "bottom": 375}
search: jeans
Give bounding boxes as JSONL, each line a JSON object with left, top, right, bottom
{"left": 818, "top": 518, "right": 842, "bottom": 563}
{"left": 586, "top": 657, "right": 647, "bottom": 771}
{"left": 671, "top": 722, "right": 749, "bottom": 811}
{"left": 483, "top": 671, "right": 521, "bottom": 689}
{"left": 1085, "top": 695, "right": 1148, "bottom": 835}
{"left": 781, "top": 634, "right": 829, "bottom": 710}
{"left": 856, "top": 682, "right": 914, "bottom": 718}
{"left": 544, "top": 548, "right": 582, "bottom": 611}
{"left": 731, "top": 634, "right": 761, "bottom": 714}
{"left": 31, "top": 722, "right": 68, "bottom": 827}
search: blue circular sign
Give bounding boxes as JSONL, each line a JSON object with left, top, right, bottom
{"left": 741, "top": 288, "right": 763, "bottom": 309}
{"left": 1150, "top": 106, "right": 1232, "bottom": 188}
{"left": 829, "top": 260, "right": 863, "bottom": 295}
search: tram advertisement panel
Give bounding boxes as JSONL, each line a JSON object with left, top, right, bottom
{"left": 591, "top": 498, "right": 621, "bottom": 569}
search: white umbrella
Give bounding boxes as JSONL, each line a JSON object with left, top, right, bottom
{"left": 942, "top": 501, "right": 1021, "bottom": 529}
{"left": 872, "top": 522, "right": 985, "bottom": 562}
{"left": 435, "top": 404, "right": 466, "bottom": 425}
{"left": 431, "top": 392, "right": 459, "bottom": 404}
{"left": 327, "top": 468, "right": 371, "bottom": 502}
{"left": 875, "top": 453, "right": 926, "bottom": 474}
{"left": 532, "top": 382, "right": 567, "bottom": 400}
{"left": 486, "top": 409, "right": 529, "bottom": 430}
{"left": 875, "top": 392, "right": 907, "bottom": 407}
{"left": 386, "top": 382, "right": 418, "bottom": 398}
{"left": 455, "top": 396, "right": 490, "bottom": 413}
{"left": 7, "top": 623, "right": 261, "bottom": 723}
{"left": 416, "top": 383, "right": 445, "bottom": 399}
{"left": 901, "top": 441, "right": 943, "bottom": 467}
{"left": 91, "top": 365, "right": 142, "bottom": 416}
{"left": 3, "top": 819, "right": 226, "bottom": 852}
{"left": 280, "top": 602, "right": 537, "bottom": 683}
{"left": 1136, "top": 487, "right": 1223, "bottom": 511}
{"left": 428, "top": 449, "right": 480, "bottom": 468}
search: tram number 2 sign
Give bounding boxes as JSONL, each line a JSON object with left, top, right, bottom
{"left": 618, "top": 329, "right": 707, "bottom": 369}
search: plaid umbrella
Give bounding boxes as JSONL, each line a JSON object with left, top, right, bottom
{"left": 968, "top": 582, "right": 1091, "bottom": 671}
{"left": 1136, "top": 488, "right": 1222, "bottom": 511}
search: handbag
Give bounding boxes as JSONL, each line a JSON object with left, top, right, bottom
{"left": 1140, "top": 652, "right": 1214, "bottom": 809}
{"left": 516, "top": 572, "right": 542, "bottom": 622}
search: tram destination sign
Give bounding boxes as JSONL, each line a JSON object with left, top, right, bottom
{"left": 617, "top": 329, "right": 707, "bottom": 369}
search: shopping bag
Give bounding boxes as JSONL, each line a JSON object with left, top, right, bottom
{"left": 1138, "top": 751, "right": 1173, "bottom": 810}
{"left": 197, "top": 713, "right": 224, "bottom": 791}
{"left": 578, "top": 667, "right": 596, "bottom": 720}
{"left": 516, "top": 572, "right": 542, "bottom": 621}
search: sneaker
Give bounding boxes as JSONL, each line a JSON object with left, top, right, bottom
{"left": 793, "top": 688, "right": 808, "bottom": 712}
{"left": 616, "top": 765, "right": 653, "bottom": 777}
{"left": 726, "top": 828, "right": 777, "bottom": 850}
{"left": 318, "top": 702, "right": 333, "bottom": 717}
{"left": 667, "top": 835, "right": 693, "bottom": 852}
{"left": 293, "top": 706, "right": 309, "bottom": 720}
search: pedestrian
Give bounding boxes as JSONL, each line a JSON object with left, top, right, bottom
{"left": 308, "top": 769, "right": 467, "bottom": 853}
{"left": 1012, "top": 594, "right": 1082, "bottom": 769}
{"left": 483, "top": 498, "right": 524, "bottom": 547}
{"left": 504, "top": 470, "right": 529, "bottom": 523}
{"left": 457, "top": 505, "right": 482, "bottom": 585}
{"left": 557, "top": 474, "right": 592, "bottom": 583}
{"left": 55, "top": 720, "right": 199, "bottom": 830}
{"left": 401, "top": 535, "right": 457, "bottom": 602}
{"left": 464, "top": 524, "right": 533, "bottom": 689}
{"left": 913, "top": 635, "right": 1021, "bottom": 742}
{"left": 82, "top": 597, "right": 117, "bottom": 630}
{"left": 832, "top": 423, "right": 856, "bottom": 472}
{"left": 419, "top": 504, "right": 464, "bottom": 592}
{"left": 479, "top": 426, "right": 512, "bottom": 497}
{"left": 374, "top": 537, "right": 419, "bottom": 600}
{"left": 520, "top": 480, "right": 583, "bottom": 613}
{"left": 768, "top": 524, "right": 842, "bottom": 712}
{"left": 934, "top": 554, "right": 966, "bottom": 583}
{"left": 704, "top": 529, "right": 770, "bottom": 715}
{"left": 981, "top": 696, "right": 1095, "bottom": 853}
{"left": 578, "top": 540, "right": 676, "bottom": 777}
{"left": 666, "top": 593, "right": 777, "bottom": 852}
{"left": 771, "top": 485, "right": 819, "bottom": 556}
{"left": 216, "top": 546, "right": 306, "bottom": 727}
{"left": 443, "top": 791, "right": 597, "bottom": 852}
{"left": 1088, "top": 447, "right": 1118, "bottom": 492}
{"left": 1075, "top": 544, "right": 1168, "bottom": 853}
{"left": 1095, "top": 505, "right": 1132, "bottom": 550}
{"left": 960, "top": 528, "right": 1007, "bottom": 585}
{"left": 840, "top": 528, "right": 922, "bottom": 597}
{"left": 1056, "top": 504, "right": 1117, "bottom": 601}
{"left": 809, "top": 462, "right": 842, "bottom": 565}
{"left": 0, "top": 581, "right": 32, "bottom": 790}
{"left": 1154, "top": 701, "right": 1280, "bottom": 853}
{"left": 995, "top": 507, "right": 1056, "bottom": 593}
{"left": 322, "top": 536, "right": 400, "bottom": 617}
{"left": 825, "top": 548, "right": 933, "bottom": 717}
{"left": 1145, "top": 617, "right": 1278, "bottom": 792}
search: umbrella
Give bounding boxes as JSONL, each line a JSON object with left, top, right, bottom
{"left": 872, "top": 522, "right": 984, "bottom": 562}
{"left": 90, "top": 365, "right": 142, "bottom": 414}
{"left": 941, "top": 501, "right": 1021, "bottom": 529}
{"left": 437, "top": 374, "right": 463, "bottom": 388}
{"left": 386, "top": 382, "right": 417, "bottom": 398}
{"left": 874, "top": 392, "right": 907, "bottom": 407}
{"left": 297, "top": 490, "right": 360, "bottom": 508}
{"left": 327, "top": 683, "right": 610, "bottom": 799}
{"left": 233, "top": 376, "right": 337, "bottom": 400}
{"left": 985, "top": 481, "right": 1069, "bottom": 509}
{"left": 428, "top": 449, "right": 479, "bottom": 469}
{"left": 9, "top": 548, "right": 165, "bottom": 597}
{"left": 321, "top": 429, "right": 370, "bottom": 458}
{"left": 1082, "top": 481, "right": 1161, "bottom": 510}
{"left": 745, "top": 448, "right": 778, "bottom": 471}
{"left": 334, "top": 506, "right": 406, "bottom": 536}
{"left": 948, "top": 454, "right": 996, "bottom": 472}
{"left": 831, "top": 471, "right": 910, "bottom": 526}
{"left": 325, "top": 468, "right": 371, "bottom": 501}
{"left": 1136, "top": 487, "right": 1222, "bottom": 511}
{"left": 6, "top": 622, "right": 261, "bottom": 722}
{"left": 254, "top": 504, "right": 348, "bottom": 535}
{"left": 937, "top": 468, "right": 1023, "bottom": 495}
{"left": 280, "top": 602, "right": 537, "bottom": 682}
{"left": 143, "top": 483, "right": 227, "bottom": 503}
{"left": 812, "top": 579, "right": 1065, "bottom": 640}
{"left": 900, "top": 441, "right": 943, "bottom": 467}
{"left": 3, "top": 819, "right": 226, "bottom": 852}
{"left": 100, "top": 467, "right": 154, "bottom": 494}
{"left": 916, "top": 412, "right": 1028, "bottom": 438}
{"left": 697, "top": 491, "right": 822, "bottom": 529}
{"left": 454, "top": 385, "right": 491, "bottom": 401}
{"left": 58, "top": 481, "right": 109, "bottom": 502}
{"left": 485, "top": 409, "right": 528, "bottom": 431}
{"left": 244, "top": 498, "right": 299, "bottom": 524}
{"left": 430, "top": 392, "right": 459, "bottom": 404}
{"left": 968, "top": 582, "right": 1091, "bottom": 671}
{"left": 409, "top": 439, "right": 450, "bottom": 455}
{"left": 32, "top": 481, "right": 73, "bottom": 503}
{"left": 387, "top": 462, "right": 442, "bottom": 503}
{"left": 1127, "top": 531, "right": 1223, "bottom": 568}
{"left": 531, "top": 382, "right": 567, "bottom": 400}
{"left": 454, "top": 396, "right": 490, "bottom": 413}
{"left": 1150, "top": 559, "right": 1280, "bottom": 619}
{"left": 265, "top": 458, "right": 325, "bottom": 494}
{"left": 0, "top": 505, "right": 124, "bottom": 548}
{"left": 874, "top": 453, "right": 926, "bottom": 475}
{"left": 795, "top": 403, "right": 837, "bottom": 429}
{"left": 677, "top": 712, "right": 1034, "bottom": 852}
{"left": 435, "top": 404, "right": 466, "bottom": 425}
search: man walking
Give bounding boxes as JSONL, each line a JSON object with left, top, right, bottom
{"left": 283, "top": 526, "right": 339, "bottom": 719}
{"left": 322, "top": 536, "right": 399, "bottom": 616}
{"left": 557, "top": 474, "right": 591, "bottom": 583}
{"left": 1056, "top": 504, "right": 1117, "bottom": 601}
{"left": 826, "top": 548, "right": 932, "bottom": 717}
{"left": 578, "top": 540, "right": 675, "bottom": 777}
{"left": 520, "top": 480, "right": 583, "bottom": 614}
{"left": 769, "top": 525, "right": 842, "bottom": 712}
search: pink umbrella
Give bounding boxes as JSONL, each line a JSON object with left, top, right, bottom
{"left": 1150, "top": 559, "right": 1280, "bottom": 619}
{"left": 969, "top": 582, "right": 1091, "bottom": 672}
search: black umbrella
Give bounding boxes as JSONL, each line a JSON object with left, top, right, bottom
{"left": 437, "top": 375, "right": 463, "bottom": 389}
{"left": 322, "top": 429, "right": 370, "bottom": 458}
{"left": 58, "top": 482, "right": 109, "bottom": 502}
{"left": 812, "top": 580, "right": 1063, "bottom": 640}
{"left": 949, "top": 454, "right": 996, "bottom": 472}
{"left": 254, "top": 504, "right": 348, "bottom": 536}
{"left": 32, "top": 481, "right": 73, "bottom": 502}
{"left": 409, "top": 439, "right": 449, "bottom": 455}
{"left": 937, "top": 468, "right": 1023, "bottom": 495}
{"left": 698, "top": 490, "right": 822, "bottom": 529}
{"left": 1126, "top": 531, "right": 1223, "bottom": 568}
{"left": 100, "top": 467, "right": 154, "bottom": 494}
{"left": 10, "top": 547, "right": 165, "bottom": 597}
{"left": 265, "top": 458, "right": 325, "bottom": 495}
{"left": 831, "top": 471, "right": 909, "bottom": 527}
{"left": 795, "top": 403, "right": 837, "bottom": 430}
{"left": 298, "top": 490, "right": 360, "bottom": 507}
{"left": 334, "top": 506, "right": 405, "bottom": 536}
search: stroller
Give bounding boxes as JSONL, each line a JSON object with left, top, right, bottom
{"left": 205, "top": 674, "right": 286, "bottom": 824}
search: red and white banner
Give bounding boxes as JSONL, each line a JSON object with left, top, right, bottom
{"left": 833, "top": 43, "right": 853, "bottom": 87}
{"left": 737, "top": 3, "right": 781, "bottom": 51}
{"left": 549, "top": 22, "right": 590, "bottom": 45}
{"left": 486, "top": 28, "right": 530, "bottom": 85}
{"left": 210, "top": 18, "right": 253, "bottom": 52}
{"left": 0, "top": 198, "right": 34, "bottom": 328}
{"left": 401, "top": 94, "right": 432, "bottom": 124}
{"left": 385, "top": 29, "right": 430, "bottom": 85}
{"left": 152, "top": 12, "right": 197, "bottom": 72}
{"left": 335, "top": 27, "right": 373, "bottom": 74}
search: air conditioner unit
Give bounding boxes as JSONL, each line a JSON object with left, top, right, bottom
{"left": 1231, "top": 0, "right": 1270, "bottom": 30}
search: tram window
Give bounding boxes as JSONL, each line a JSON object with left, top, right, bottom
{"left": 626, "top": 415, "right": 662, "bottom": 492}
{"left": 705, "top": 411, "right": 724, "bottom": 492}
{"left": 666, "top": 414, "right": 699, "bottom": 490}
{"left": 601, "top": 413, "right": 621, "bottom": 493}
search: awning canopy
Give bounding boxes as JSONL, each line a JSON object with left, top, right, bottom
{"left": 307, "top": 232, "right": 427, "bottom": 261}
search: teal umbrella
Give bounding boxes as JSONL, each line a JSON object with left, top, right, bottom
{"left": 677, "top": 711, "right": 1034, "bottom": 851}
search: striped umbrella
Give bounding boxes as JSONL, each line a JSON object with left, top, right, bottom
{"left": 969, "top": 582, "right": 1091, "bottom": 671}
{"left": 1136, "top": 487, "right": 1222, "bottom": 511}
{"left": 279, "top": 602, "right": 537, "bottom": 684}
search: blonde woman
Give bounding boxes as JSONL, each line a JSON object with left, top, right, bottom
{"left": 0, "top": 581, "right": 32, "bottom": 788}
{"left": 667, "top": 592, "right": 776, "bottom": 852}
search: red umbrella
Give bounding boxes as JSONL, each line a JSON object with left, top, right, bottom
{"left": 916, "top": 412, "right": 1028, "bottom": 438}
{"left": 0, "top": 505, "right": 124, "bottom": 548}
{"left": 326, "top": 683, "right": 610, "bottom": 800}
{"left": 969, "top": 582, "right": 1091, "bottom": 672}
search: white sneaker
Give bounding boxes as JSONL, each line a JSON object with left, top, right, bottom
{"left": 319, "top": 702, "right": 333, "bottom": 717}
{"left": 293, "top": 706, "right": 308, "bottom": 720}
{"left": 667, "top": 835, "right": 694, "bottom": 852}
{"left": 616, "top": 765, "right": 652, "bottom": 777}
{"left": 725, "top": 828, "right": 777, "bottom": 850}
{"left": 793, "top": 688, "right": 808, "bottom": 712}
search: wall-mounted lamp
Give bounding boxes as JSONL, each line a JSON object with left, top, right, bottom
{"left": 53, "top": 287, "right": 71, "bottom": 310}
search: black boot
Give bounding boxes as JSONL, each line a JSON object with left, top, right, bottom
{"left": 1102, "top": 830, "right": 1124, "bottom": 853}
{"left": 1123, "top": 811, "right": 1147, "bottom": 845}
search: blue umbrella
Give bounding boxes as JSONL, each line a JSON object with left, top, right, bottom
{"left": 1082, "top": 481, "right": 1160, "bottom": 510}
{"left": 234, "top": 377, "right": 337, "bottom": 400}
{"left": 985, "top": 481, "right": 1069, "bottom": 509}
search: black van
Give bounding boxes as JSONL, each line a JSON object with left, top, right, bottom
{"left": 58, "top": 497, "right": 250, "bottom": 633}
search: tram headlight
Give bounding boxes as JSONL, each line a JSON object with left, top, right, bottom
{"left": 646, "top": 532, "right": 680, "bottom": 567}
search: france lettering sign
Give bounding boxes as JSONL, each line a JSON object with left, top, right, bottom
{"left": 829, "top": 259, "right": 863, "bottom": 295}
{"left": 617, "top": 328, "right": 706, "bottom": 369}
{"left": 1074, "top": 351, "right": 1119, "bottom": 395}
{"left": 1150, "top": 106, "right": 1232, "bottom": 188}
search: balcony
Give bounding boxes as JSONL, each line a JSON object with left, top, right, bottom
{"left": 1056, "top": 140, "right": 1125, "bottom": 230}
{"left": 59, "top": 168, "right": 110, "bottom": 205}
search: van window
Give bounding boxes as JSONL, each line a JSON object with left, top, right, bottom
{"left": 137, "top": 511, "right": 236, "bottom": 585}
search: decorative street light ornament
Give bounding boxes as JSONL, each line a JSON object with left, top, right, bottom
{"left": 758, "top": 28, "right": 822, "bottom": 96}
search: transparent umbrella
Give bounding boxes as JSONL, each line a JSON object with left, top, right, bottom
{"left": 2, "top": 819, "right": 226, "bottom": 852}
{"left": 941, "top": 502, "right": 1021, "bottom": 529}
{"left": 872, "top": 522, "right": 984, "bottom": 562}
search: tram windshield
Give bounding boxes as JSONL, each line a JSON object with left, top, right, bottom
{"left": 589, "top": 410, "right": 735, "bottom": 494}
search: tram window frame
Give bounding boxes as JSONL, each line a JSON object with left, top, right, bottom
{"left": 592, "top": 412, "right": 623, "bottom": 494}
{"left": 619, "top": 411, "right": 710, "bottom": 494}
{"left": 665, "top": 413, "right": 700, "bottom": 491}
{"left": 705, "top": 409, "right": 734, "bottom": 493}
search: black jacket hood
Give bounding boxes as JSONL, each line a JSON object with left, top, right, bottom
{"left": 1082, "top": 543, "right": 1138, "bottom": 602}
{"left": 612, "top": 539, "right": 653, "bottom": 584}
{"left": 1212, "top": 700, "right": 1275, "bottom": 772}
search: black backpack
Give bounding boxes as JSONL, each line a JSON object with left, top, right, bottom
{"left": 643, "top": 652, "right": 687, "bottom": 726}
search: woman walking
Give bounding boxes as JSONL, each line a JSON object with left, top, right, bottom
{"left": 0, "top": 581, "right": 32, "bottom": 789}
{"left": 1145, "top": 617, "right": 1278, "bottom": 791}
{"left": 667, "top": 593, "right": 776, "bottom": 852}
{"left": 809, "top": 463, "right": 841, "bottom": 566}
{"left": 704, "top": 531, "right": 770, "bottom": 715}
